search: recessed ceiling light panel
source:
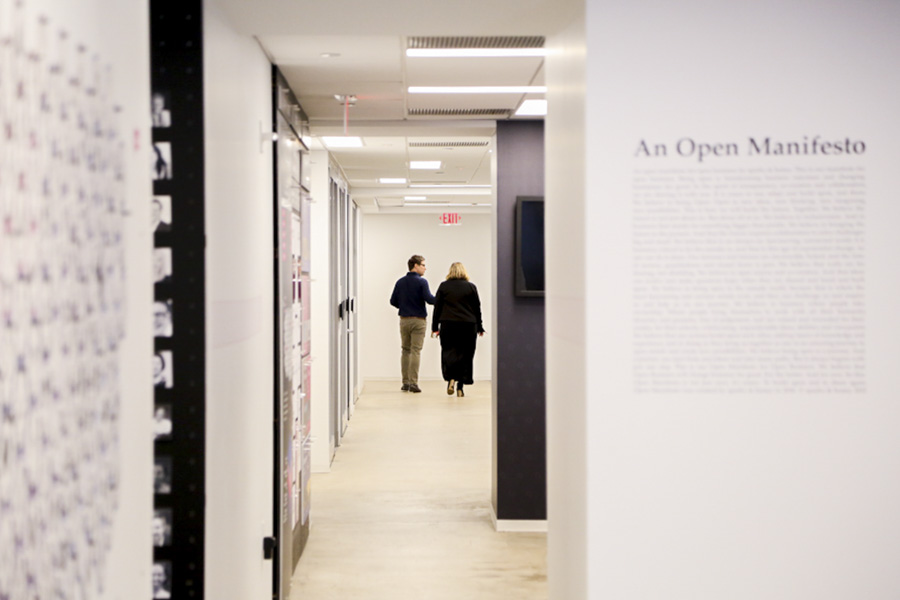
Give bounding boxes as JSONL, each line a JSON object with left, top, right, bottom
{"left": 379, "top": 177, "right": 407, "bottom": 184}
{"left": 408, "top": 184, "right": 491, "bottom": 189}
{"left": 408, "top": 86, "right": 547, "bottom": 94}
{"left": 515, "top": 99, "right": 548, "bottom": 117}
{"left": 410, "top": 161, "right": 442, "bottom": 169}
{"left": 405, "top": 202, "right": 491, "bottom": 207}
{"left": 321, "top": 136, "right": 363, "bottom": 148}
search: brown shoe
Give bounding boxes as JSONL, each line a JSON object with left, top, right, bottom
{"left": 446, "top": 380, "right": 455, "bottom": 395}
{"left": 456, "top": 388, "right": 464, "bottom": 397}
{"left": 408, "top": 384, "right": 422, "bottom": 393}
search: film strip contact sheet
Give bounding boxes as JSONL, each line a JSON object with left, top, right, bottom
{"left": 150, "top": 1, "right": 205, "bottom": 599}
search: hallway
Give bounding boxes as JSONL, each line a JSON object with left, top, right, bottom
{"left": 290, "top": 380, "right": 547, "bottom": 599}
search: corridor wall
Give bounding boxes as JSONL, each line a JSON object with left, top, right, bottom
{"left": 360, "top": 212, "right": 494, "bottom": 384}
{"left": 309, "top": 149, "right": 335, "bottom": 473}
{"left": 546, "top": 1, "right": 900, "bottom": 598}
{"left": 203, "top": 1, "right": 275, "bottom": 598}
{"left": 545, "top": 9, "right": 587, "bottom": 599}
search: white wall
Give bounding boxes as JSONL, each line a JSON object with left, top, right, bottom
{"left": 546, "top": 0, "right": 900, "bottom": 598}
{"left": 360, "top": 213, "right": 493, "bottom": 383}
{"left": 105, "top": 0, "right": 155, "bottom": 589}
{"left": 545, "top": 7, "right": 587, "bottom": 599}
{"left": 309, "top": 149, "right": 334, "bottom": 473}
{"left": 203, "top": 1, "right": 274, "bottom": 597}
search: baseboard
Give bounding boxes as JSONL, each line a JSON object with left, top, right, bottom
{"left": 490, "top": 506, "right": 548, "bottom": 533}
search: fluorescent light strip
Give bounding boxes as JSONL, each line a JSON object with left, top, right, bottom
{"left": 409, "top": 161, "right": 441, "bottom": 169}
{"left": 321, "top": 136, "right": 363, "bottom": 148}
{"left": 404, "top": 196, "right": 427, "bottom": 200}
{"left": 406, "top": 48, "right": 547, "bottom": 58}
{"left": 408, "top": 86, "right": 547, "bottom": 94}
{"left": 515, "top": 99, "right": 548, "bottom": 117}
{"left": 379, "top": 177, "right": 407, "bottom": 184}
{"left": 408, "top": 184, "right": 491, "bottom": 188}
{"left": 405, "top": 202, "right": 491, "bottom": 207}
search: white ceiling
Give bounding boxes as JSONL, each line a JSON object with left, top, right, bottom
{"left": 212, "top": 0, "right": 576, "bottom": 211}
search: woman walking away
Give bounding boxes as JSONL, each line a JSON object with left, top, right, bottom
{"left": 431, "top": 262, "right": 485, "bottom": 397}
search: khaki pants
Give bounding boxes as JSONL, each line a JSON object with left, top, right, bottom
{"left": 399, "top": 317, "right": 427, "bottom": 385}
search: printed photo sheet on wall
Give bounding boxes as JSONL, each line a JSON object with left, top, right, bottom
{"left": 0, "top": 1, "right": 128, "bottom": 598}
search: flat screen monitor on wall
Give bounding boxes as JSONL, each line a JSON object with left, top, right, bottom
{"left": 515, "top": 196, "right": 545, "bottom": 297}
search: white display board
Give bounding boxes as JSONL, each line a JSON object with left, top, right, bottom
{"left": 0, "top": 0, "right": 152, "bottom": 598}
{"left": 578, "top": 0, "right": 900, "bottom": 597}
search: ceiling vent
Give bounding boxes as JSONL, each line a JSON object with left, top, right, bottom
{"left": 409, "top": 141, "right": 490, "bottom": 148}
{"left": 408, "top": 108, "right": 510, "bottom": 118}
{"left": 407, "top": 36, "right": 545, "bottom": 49}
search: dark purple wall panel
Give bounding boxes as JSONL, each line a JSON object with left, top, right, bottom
{"left": 494, "top": 120, "right": 546, "bottom": 520}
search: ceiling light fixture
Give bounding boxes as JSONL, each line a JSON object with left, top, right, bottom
{"left": 321, "top": 136, "right": 363, "bottom": 148}
{"left": 404, "top": 196, "right": 427, "bottom": 200}
{"left": 409, "top": 161, "right": 441, "bottom": 169}
{"left": 379, "top": 177, "right": 407, "bottom": 184}
{"left": 333, "top": 94, "right": 357, "bottom": 105}
{"left": 320, "top": 52, "right": 341, "bottom": 58}
{"left": 408, "top": 184, "right": 491, "bottom": 189}
{"left": 405, "top": 202, "right": 491, "bottom": 207}
{"left": 333, "top": 95, "right": 357, "bottom": 135}
{"left": 406, "top": 48, "right": 546, "bottom": 58}
{"left": 515, "top": 99, "right": 548, "bottom": 117}
{"left": 408, "top": 86, "right": 547, "bottom": 94}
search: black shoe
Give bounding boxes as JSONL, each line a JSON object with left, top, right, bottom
{"left": 446, "top": 380, "right": 455, "bottom": 395}
{"left": 408, "top": 383, "right": 422, "bottom": 393}
{"left": 401, "top": 384, "right": 410, "bottom": 391}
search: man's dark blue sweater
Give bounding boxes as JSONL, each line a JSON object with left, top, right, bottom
{"left": 390, "top": 272, "right": 435, "bottom": 318}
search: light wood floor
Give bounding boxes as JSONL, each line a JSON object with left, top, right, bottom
{"left": 290, "top": 379, "right": 547, "bottom": 600}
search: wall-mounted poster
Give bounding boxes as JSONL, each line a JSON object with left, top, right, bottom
{"left": 149, "top": 2, "right": 207, "bottom": 598}
{"left": 154, "top": 405, "right": 173, "bottom": 441}
{"left": 151, "top": 91, "right": 172, "bottom": 128}
{"left": 301, "top": 275, "right": 311, "bottom": 356}
{"left": 152, "top": 195, "right": 172, "bottom": 232}
{"left": 0, "top": 4, "right": 130, "bottom": 597}
{"left": 154, "top": 457, "right": 173, "bottom": 495}
{"left": 301, "top": 193, "right": 312, "bottom": 273}
{"left": 152, "top": 509, "right": 173, "bottom": 547}
{"left": 153, "top": 300, "right": 174, "bottom": 337}
{"left": 152, "top": 561, "right": 172, "bottom": 599}
{"left": 153, "top": 248, "right": 173, "bottom": 284}
{"left": 153, "top": 350, "right": 173, "bottom": 388}
{"left": 152, "top": 142, "right": 172, "bottom": 180}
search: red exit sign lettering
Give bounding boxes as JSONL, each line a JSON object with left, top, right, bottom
{"left": 439, "top": 212, "right": 461, "bottom": 226}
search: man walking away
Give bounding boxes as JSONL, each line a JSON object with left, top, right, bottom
{"left": 390, "top": 255, "right": 435, "bottom": 393}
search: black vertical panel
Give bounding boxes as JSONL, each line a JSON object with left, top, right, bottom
{"left": 271, "top": 68, "right": 284, "bottom": 600}
{"left": 151, "top": 1, "right": 205, "bottom": 599}
{"left": 495, "top": 120, "right": 547, "bottom": 520}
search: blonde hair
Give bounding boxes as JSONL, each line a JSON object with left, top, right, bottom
{"left": 446, "top": 262, "right": 469, "bottom": 281}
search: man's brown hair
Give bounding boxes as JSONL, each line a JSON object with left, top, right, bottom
{"left": 408, "top": 255, "right": 425, "bottom": 271}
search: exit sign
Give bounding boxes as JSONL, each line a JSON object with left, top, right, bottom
{"left": 439, "top": 212, "right": 461, "bottom": 226}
